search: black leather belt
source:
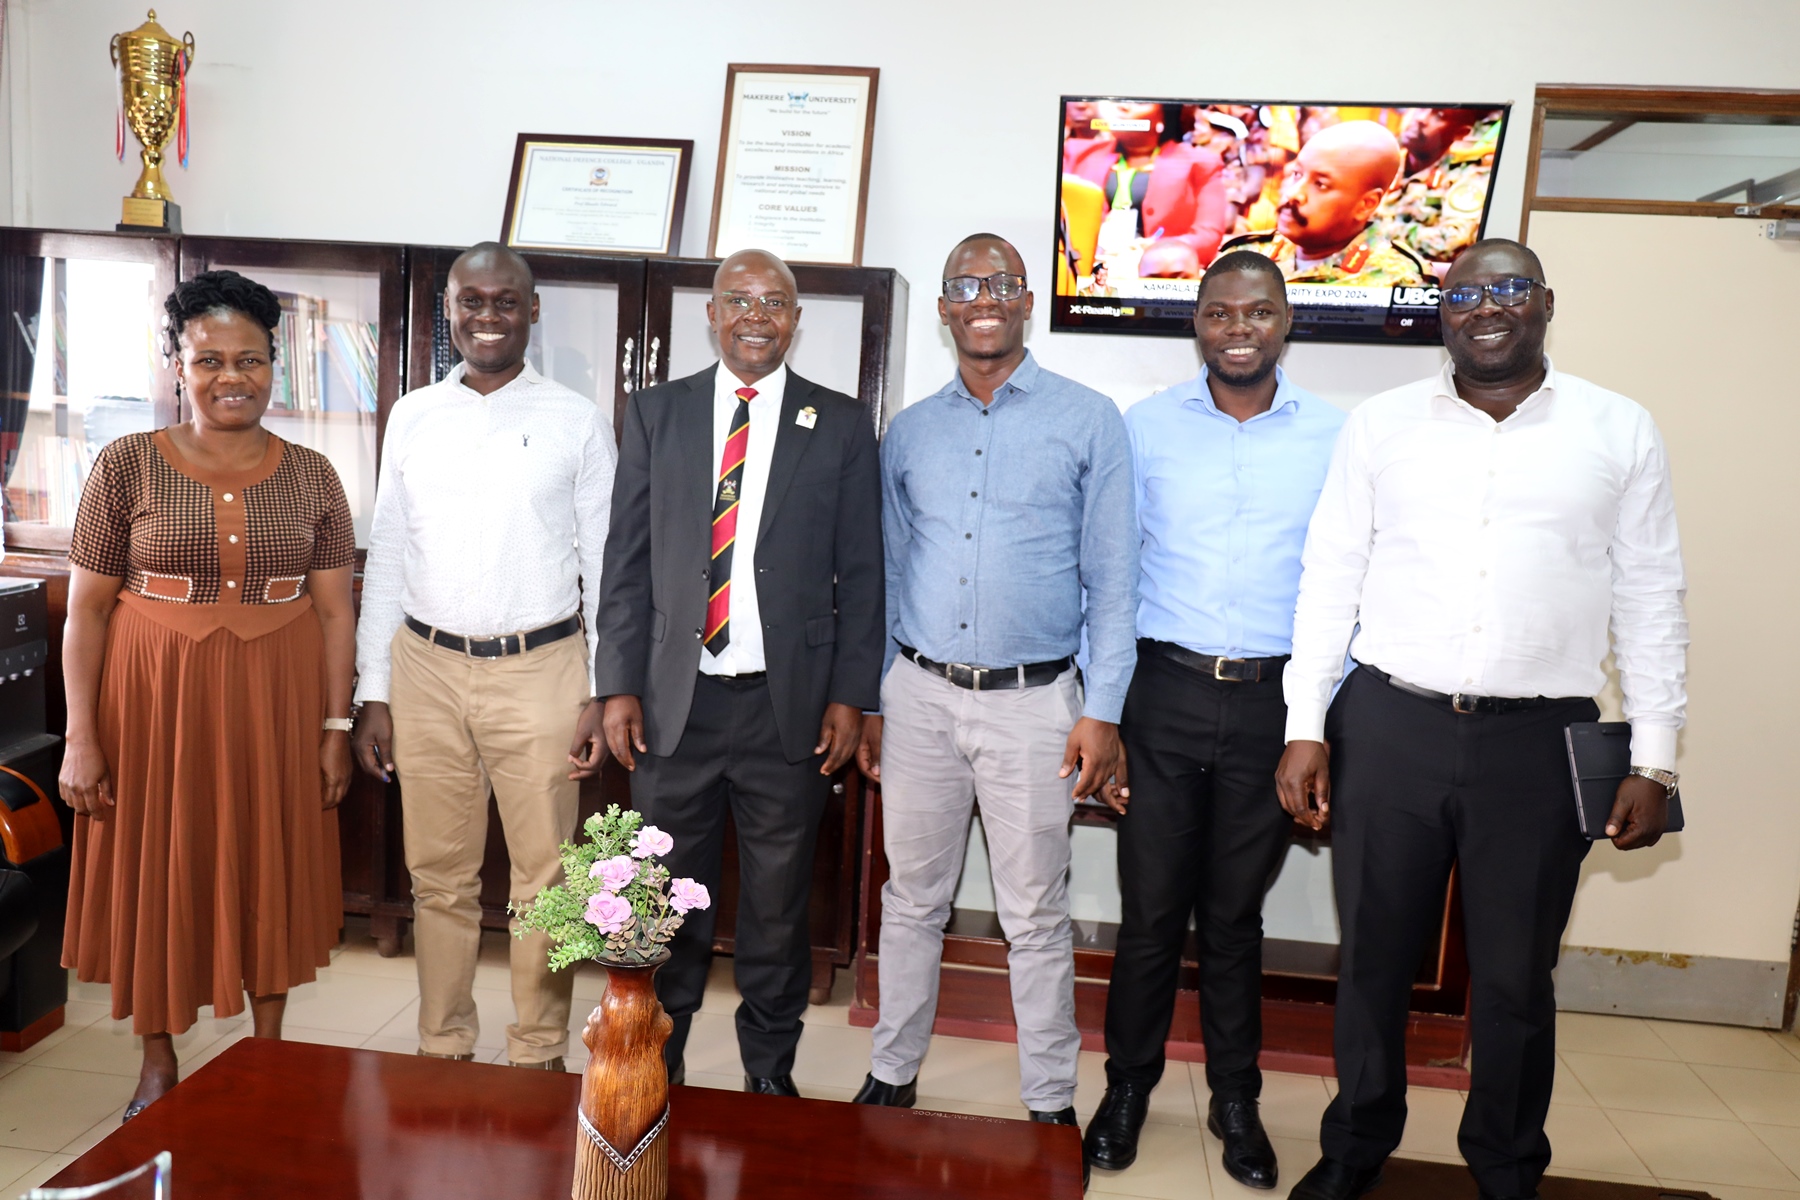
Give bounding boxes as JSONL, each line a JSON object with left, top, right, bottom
{"left": 405, "top": 613, "right": 581, "bottom": 658}
{"left": 1358, "top": 661, "right": 1585, "bottom": 714}
{"left": 1142, "top": 639, "right": 1287, "bottom": 683}
{"left": 900, "top": 645, "right": 1073, "bottom": 691}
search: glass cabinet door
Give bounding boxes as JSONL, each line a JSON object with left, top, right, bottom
{"left": 179, "top": 239, "right": 404, "bottom": 547}
{"left": 0, "top": 230, "right": 178, "bottom": 551}
{"left": 406, "top": 248, "right": 645, "bottom": 439}
{"left": 644, "top": 260, "right": 908, "bottom": 431}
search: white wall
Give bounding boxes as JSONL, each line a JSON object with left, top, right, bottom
{"left": 16, "top": 0, "right": 1800, "bottom": 411}
{"left": 15, "top": 0, "right": 1800, "bottom": 971}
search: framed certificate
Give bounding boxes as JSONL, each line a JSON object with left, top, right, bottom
{"left": 708, "top": 65, "right": 880, "bottom": 266}
{"left": 501, "top": 134, "right": 694, "bottom": 256}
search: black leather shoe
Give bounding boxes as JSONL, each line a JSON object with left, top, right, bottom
{"left": 1288, "top": 1156, "right": 1384, "bottom": 1200}
{"left": 1029, "top": 1107, "right": 1086, "bottom": 1189}
{"left": 852, "top": 1073, "right": 917, "bottom": 1107}
{"left": 668, "top": 1061, "right": 685, "bottom": 1087}
{"left": 1207, "top": 1096, "right": 1279, "bottom": 1189}
{"left": 744, "top": 1074, "right": 801, "bottom": 1096}
{"left": 1083, "top": 1081, "right": 1153, "bottom": 1171}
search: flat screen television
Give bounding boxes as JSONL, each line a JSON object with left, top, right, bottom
{"left": 1051, "top": 97, "right": 1511, "bottom": 344}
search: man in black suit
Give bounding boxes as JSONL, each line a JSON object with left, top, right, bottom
{"left": 595, "top": 249, "right": 884, "bottom": 1095}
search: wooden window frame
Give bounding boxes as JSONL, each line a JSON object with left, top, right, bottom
{"left": 1520, "top": 84, "right": 1800, "bottom": 244}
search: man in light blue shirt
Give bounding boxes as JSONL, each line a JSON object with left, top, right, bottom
{"left": 1084, "top": 251, "right": 1343, "bottom": 1190}
{"left": 852, "top": 234, "right": 1136, "bottom": 1136}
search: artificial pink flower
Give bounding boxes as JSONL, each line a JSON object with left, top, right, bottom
{"left": 631, "top": 825, "right": 674, "bottom": 859}
{"left": 588, "top": 854, "right": 637, "bottom": 892}
{"left": 668, "top": 878, "right": 711, "bottom": 914}
{"left": 583, "top": 891, "right": 633, "bottom": 934}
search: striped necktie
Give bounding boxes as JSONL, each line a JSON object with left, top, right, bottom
{"left": 704, "top": 387, "right": 754, "bottom": 655}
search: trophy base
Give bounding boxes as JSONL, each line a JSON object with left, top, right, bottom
{"left": 118, "top": 197, "right": 181, "bottom": 235}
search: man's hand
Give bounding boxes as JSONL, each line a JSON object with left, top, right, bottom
{"left": 58, "top": 736, "right": 114, "bottom": 819}
{"left": 1097, "top": 745, "right": 1131, "bottom": 815}
{"left": 815, "top": 702, "right": 862, "bottom": 775}
{"left": 1605, "top": 774, "right": 1669, "bottom": 850}
{"left": 603, "top": 696, "right": 648, "bottom": 772}
{"left": 1275, "top": 740, "right": 1331, "bottom": 831}
{"left": 567, "top": 700, "right": 609, "bottom": 780}
{"left": 353, "top": 702, "right": 395, "bottom": 783}
{"left": 855, "top": 714, "right": 883, "bottom": 782}
{"left": 1060, "top": 717, "right": 1127, "bottom": 802}
{"left": 320, "top": 731, "right": 352, "bottom": 809}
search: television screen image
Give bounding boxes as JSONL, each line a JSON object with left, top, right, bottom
{"left": 1052, "top": 97, "right": 1511, "bottom": 344}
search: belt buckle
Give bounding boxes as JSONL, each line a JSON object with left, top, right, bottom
{"left": 1451, "top": 692, "right": 1478, "bottom": 715}
{"left": 946, "top": 662, "right": 976, "bottom": 690}
{"left": 1213, "top": 656, "right": 1246, "bottom": 682}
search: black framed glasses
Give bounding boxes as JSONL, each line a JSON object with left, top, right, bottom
{"left": 719, "top": 293, "right": 794, "bottom": 313}
{"left": 942, "top": 273, "right": 1027, "bottom": 303}
{"left": 1442, "top": 277, "right": 1544, "bottom": 313}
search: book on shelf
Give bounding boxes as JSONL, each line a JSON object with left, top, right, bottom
{"left": 270, "top": 291, "right": 378, "bottom": 415}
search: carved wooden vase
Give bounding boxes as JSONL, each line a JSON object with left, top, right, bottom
{"left": 572, "top": 952, "right": 674, "bottom": 1200}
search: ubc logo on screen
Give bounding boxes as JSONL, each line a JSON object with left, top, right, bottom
{"left": 1391, "top": 286, "right": 1442, "bottom": 308}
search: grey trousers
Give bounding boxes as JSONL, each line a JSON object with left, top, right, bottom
{"left": 869, "top": 659, "right": 1082, "bottom": 1110}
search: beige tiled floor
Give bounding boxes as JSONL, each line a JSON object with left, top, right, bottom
{"left": 8, "top": 923, "right": 1800, "bottom": 1198}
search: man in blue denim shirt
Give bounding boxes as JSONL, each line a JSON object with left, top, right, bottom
{"left": 851, "top": 234, "right": 1137, "bottom": 1132}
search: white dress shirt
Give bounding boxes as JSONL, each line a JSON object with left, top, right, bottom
{"left": 355, "top": 361, "right": 617, "bottom": 704}
{"left": 1284, "top": 358, "right": 1688, "bottom": 770}
{"left": 700, "top": 363, "right": 785, "bottom": 676}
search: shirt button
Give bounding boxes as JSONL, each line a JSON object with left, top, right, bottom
{"left": 959, "top": 578, "right": 968, "bottom": 585}
{"left": 221, "top": 492, "right": 234, "bottom": 502}
{"left": 1481, "top": 517, "right": 1490, "bottom": 526}
{"left": 1478, "top": 569, "right": 1486, "bottom": 577}
{"left": 228, "top": 535, "right": 239, "bottom": 544}
{"left": 960, "top": 622, "right": 968, "bottom": 630}
{"left": 974, "top": 449, "right": 983, "bottom": 456}
{"left": 970, "top": 491, "right": 978, "bottom": 498}
{"left": 226, "top": 581, "right": 237, "bottom": 589}
{"left": 1464, "top": 677, "right": 1474, "bottom": 685}
{"left": 1472, "top": 625, "right": 1482, "bottom": 633}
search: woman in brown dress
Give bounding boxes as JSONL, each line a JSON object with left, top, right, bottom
{"left": 58, "top": 270, "right": 358, "bottom": 1118}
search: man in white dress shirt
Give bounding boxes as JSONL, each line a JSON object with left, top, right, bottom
{"left": 353, "top": 242, "right": 616, "bottom": 1070}
{"left": 1275, "top": 240, "right": 1687, "bottom": 1200}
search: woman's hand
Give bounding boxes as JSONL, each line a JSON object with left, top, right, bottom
{"left": 320, "top": 730, "right": 352, "bottom": 810}
{"left": 59, "top": 736, "right": 115, "bottom": 819}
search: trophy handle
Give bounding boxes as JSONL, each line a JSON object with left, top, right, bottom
{"left": 182, "top": 31, "right": 196, "bottom": 66}
{"left": 621, "top": 337, "right": 635, "bottom": 395}
{"left": 648, "top": 336, "right": 660, "bottom": 382}
{"left": 109, "top": 33, "right": 121, "bottom": 67}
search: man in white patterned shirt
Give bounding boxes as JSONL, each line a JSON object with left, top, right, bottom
{"left": 1275, "top": 240, "right": 1687, "bottom": 1200}
{"left": 353, "top": 242, "right": 616, "bottom": 1071}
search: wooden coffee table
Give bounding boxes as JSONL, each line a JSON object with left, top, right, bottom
{"left": 46, "top": 1039, "right": 1083, "bottom": 1198}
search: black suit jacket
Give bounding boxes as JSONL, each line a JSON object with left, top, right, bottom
{"left": 593, "top": 365, "right": 884, "bottom": 763}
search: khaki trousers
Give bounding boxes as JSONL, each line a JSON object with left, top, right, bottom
{"left": 388, "top": 625, "right": 587, "bottom": 1062}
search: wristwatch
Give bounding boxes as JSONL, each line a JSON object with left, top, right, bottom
{"left": 1629, "top": 765, "right": 1679, "bottom": 795}
{"left": 322, "top": 717, "right": 354, "bottom": 733}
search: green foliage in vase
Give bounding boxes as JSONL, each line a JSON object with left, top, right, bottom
{"left": 511, "top": 804, "right": 711, "bottom": 970}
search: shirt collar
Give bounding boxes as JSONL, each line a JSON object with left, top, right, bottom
{"left": 715, "top": 362, "right": 787, "bottom": 404}
{"left": 447, "top": 358, "right": 544, "bottom": 397}
{"left": 1435, "top": 355, "right": 1558, "bottom": 421}
{"left": 947, "top": 350, "right": 1040, "bottom": 409}
{"left": 1185, "top": 365, "right": 1300, "bottom": 422}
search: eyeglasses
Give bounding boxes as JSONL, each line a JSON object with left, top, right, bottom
{"left": 719, "top": 293, "right": 794, "bottom": 313}
{"left": 1441, "top": 277, "right": 1544, "bottom": 313}
{"left": 942, "top": 273, "right": 1027, "bottom": 303}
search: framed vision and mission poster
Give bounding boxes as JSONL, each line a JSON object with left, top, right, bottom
{"left": 501, "top": 133, "right": 694, "bottom": 256}
{"left": 708, "top": 64, "right": 880, "bottom": 266}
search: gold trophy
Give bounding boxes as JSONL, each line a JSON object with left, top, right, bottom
{"left": 110, "top": 10, "right": 195, "bottom": 234}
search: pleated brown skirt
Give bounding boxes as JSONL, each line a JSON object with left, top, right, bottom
{"left": 63, "top": 595, "right": 342, "bottom": 1035}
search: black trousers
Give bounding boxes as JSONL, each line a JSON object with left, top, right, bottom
{"left": 1320, "top": 667, "right": 1596, "bottom": 1200}
{"left": 1104, "top": 647, "right": 1293, "bottom": 1099}
{"left": 631, "top": 673, "right": 829, "bottom": 1079}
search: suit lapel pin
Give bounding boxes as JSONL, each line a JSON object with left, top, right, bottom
{"left": 795, "top": 406, "right": 817, "bottom": 430}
